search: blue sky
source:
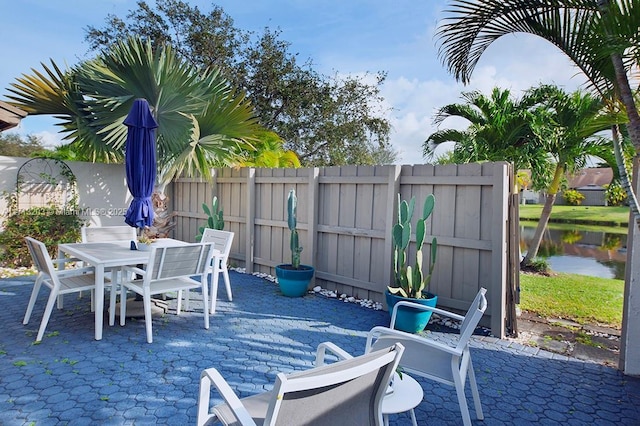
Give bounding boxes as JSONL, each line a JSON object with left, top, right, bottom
{"left": 0, "top": 0, "right": 585, "bottom": 164}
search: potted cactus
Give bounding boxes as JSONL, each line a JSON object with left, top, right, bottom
{"left": 385, "top": 193, "right": 438, "bottom": 333}
{"left": 275, "top": 189, "right": 315, "bottom": 297}
{"left": 195, "top": 196, "right": 224, "bottom": 241}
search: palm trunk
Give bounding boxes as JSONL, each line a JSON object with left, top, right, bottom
{"left": 151, "top": 191, "right": 176, "bottom": 237}
{"left": 522, "top": 165, "right": 564, "bottom": 266}
{"left": 611, "top": 125, "right": 640, "bottom": 217}
{"left": 145, "top": 182, "right": 176, "bottom": 239}
{"left": 598, "top": 0, "right": 640, "bottom": 230}
{"left": 610, "top": 54, "right": 640, "bottom": 231}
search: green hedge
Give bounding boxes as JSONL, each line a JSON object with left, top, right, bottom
{"left": 0, "top": 207, "right": 83, "bottom": 267}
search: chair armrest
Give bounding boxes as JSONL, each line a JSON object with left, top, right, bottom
{"left": 56, "top": 266, "right": 96, "bottom": 278}
{"left": 122, "top": 265, "right": 146, "bottom": 277}
{"left": 390, "top": 300, "right": 465, "bottom": 331}
{"left": 51, "top": 257, "right": 82, "bottom": 267}
{"left": 367, "top": 326, "right": 464, "bottom": 357}
{"left": 198, "top": 368, "right": 257, "bottom": 426}
{"left": 315, "top": 342, "right": 354, "bottom": 366}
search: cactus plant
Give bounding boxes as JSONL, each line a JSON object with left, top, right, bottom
{"left": 196, "top": 196, "right": 224, "bottom": 241}
{"left": 287, "top": 189, "right": 303, "bottom": 269}
{"left": 276, "top": 188, "right": 314, "bottom": 297}
{"left": 388, "top": 193, "right": 437, "bottom": 299}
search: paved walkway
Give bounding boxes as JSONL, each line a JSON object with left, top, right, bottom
{"left": 1, "top": 271, "right": 639, "bottom": 425}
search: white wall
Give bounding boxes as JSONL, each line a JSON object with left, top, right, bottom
{"left": 0, "top": 156, "right": 131, "bottom": 228}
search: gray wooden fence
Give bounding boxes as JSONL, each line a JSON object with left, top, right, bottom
{"left": 172, "top": 162, "right": 515, "bottom": 337}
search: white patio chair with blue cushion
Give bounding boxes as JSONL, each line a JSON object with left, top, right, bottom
{"left": 200, "top": 228, "right": 234, "bottom": 313}
{"left": 115, "top": 242, "right": 215, "bottom": 343}
{"left": 366, "top": 287, "right": 488, "bottom": 426}
{"left": 197, "top": 342, "right": 405, "bottom": 426}
{"left": 23, "top": 236, "right": 109, "bottom": 342}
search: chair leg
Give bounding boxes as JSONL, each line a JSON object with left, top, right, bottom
{"left": 177, "top": 290, "right": 183, "bottom": 315}
{"left": 210, "top": 268, "right": 220, "bottom": 314}
{"left": 109, "top": 285, "right": 118, "bottom": 326}
{"left": 202, "top": 281, "right": 210, "bottom": 330}
{"left": 23, "top": 275, "right": 44, "bottom": 325}
{"left": 120, "top": 286, "right": 128, "bottom": 326}
{"left": 143, "top": 289, "right": 153, "bottom": 343}
{"left": 467, "top": 358, "right": 484, "bottom": 420}
{"left": 453, "top": 369, "right": 472, "bottom": 426}
{"left": 36, "top": 289, "right": 59, "bottom": 342}
{"left": 222, "top": 266, "right": 232, "bottom": 301}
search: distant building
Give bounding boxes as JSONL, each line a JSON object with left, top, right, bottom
{"left": 558, "top": 168, "right": 613, "bottom": 206}
{"left": 520, "top": 167, "right": 613, "bottom": 206}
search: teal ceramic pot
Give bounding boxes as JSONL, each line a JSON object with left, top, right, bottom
{"left": 275, "top": 264, "right": 315, "bottom": 297}
{"left": 385, "top": 290, "right": 438, "bottom": 333}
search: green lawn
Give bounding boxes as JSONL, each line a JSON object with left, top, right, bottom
{"left": 519, "top": 204, "right": 626, "bottom": 329}
{"left": 519, "top": 204, "right": 630, "bottom": 227}
{"left": 519, "top": 272, "right": 623, "bottom": 328}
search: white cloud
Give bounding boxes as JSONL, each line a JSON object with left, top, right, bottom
{"left": 383, "top": 32, "right": 590, "bottom": 165}
{"left": 1, "top": 0, "right": 600, "bottom": 167}
{"left": 13, "top": 116, "right": 65, "bottom": 150}
{"left": 34, "top": 130, "right": 65, "bottom": 150}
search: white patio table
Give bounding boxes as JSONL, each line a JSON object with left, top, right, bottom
{"left": 382, "top": 372, "right": 422, "bottom": 426}
{"left": 57, "top": 238, "right": 218, "bottom": 340}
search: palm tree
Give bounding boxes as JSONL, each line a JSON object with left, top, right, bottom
{"left": 522, "top": 85, "right": 617, "bottom": 264}
{"left": 7, "top": 36, "right": 264, "bottom": 236}
{"left": 435, "top": 0, "right": 640, "bottom": 227}
{"left": 424, "top": 87, "right": 552, "bottom": 192}
{"left": 425, "top": 84, "right": 619, "bottom": 265}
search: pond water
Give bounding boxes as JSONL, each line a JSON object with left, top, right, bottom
{"left": 520, "top": 224, "right": 627, "bottom": 280}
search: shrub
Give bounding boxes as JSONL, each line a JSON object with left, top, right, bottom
{"left": 521, "top": 257, "right": 550, "bottom": 274}
{"left": 0, "top": 207, "right": 83, "bottom": 267}
{"left": 604, "top": 182, "right": 627, "bottom": 206}
{"left": 562, "top": 189, "right": 585, "bottom": 206}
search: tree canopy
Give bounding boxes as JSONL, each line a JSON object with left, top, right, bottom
{"left": 435, "top": 0, "right": 640, "bottom": 227}
{"left": 7, "top": 37, "right": 263, "bottom": 185}
{"left": 0, "top": 133, "right": 46, "bottom": 157}
{"left": 85, "top": 0, "right": 397, "bottom": 166}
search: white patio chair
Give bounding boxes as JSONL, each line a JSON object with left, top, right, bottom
{"left": 115, "top": 242, "right": 215, "bottom": 343}
{"left": 366, "top": 287, "right": 488, "bottom": 426}
{"left": 197, "top": 342, "right": 405, "bottom": 426}
{"left": 22, "top": 236, "right": 108, "bottom": 342}
{"left": 200, "top": 228, "right": 234, "bottom": 313}
{"left": 81, "top": 225, "right": 137, "bottom": 243}
{"left": 81, "top": 225, "right": 138, "bottom": 318}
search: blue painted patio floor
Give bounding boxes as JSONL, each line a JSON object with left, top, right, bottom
{"left": 1, "top": 271, "right": 639, "bottom": 425}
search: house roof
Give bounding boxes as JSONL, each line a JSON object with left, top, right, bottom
{"left": 0, "top": 101, "right": 27, "bottom": 132}
{"left": 568, "top": 167, "right": 613, "bottom": 189}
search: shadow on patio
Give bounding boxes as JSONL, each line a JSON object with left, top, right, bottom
{"left": 1, "top": 271, "right": 639, "bottom": 425}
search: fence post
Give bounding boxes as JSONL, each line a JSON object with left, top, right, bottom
{"left": 621, "top": 157, "right": 640, "bottom": 375}
{"left": 490, "top": 162, "right": 510, "bottom": 338}
{"left": 245, "top": 168, "right": 256, "bottom": 273}
{"left": 308, "top": 168, "right": 320, "bottom": 286}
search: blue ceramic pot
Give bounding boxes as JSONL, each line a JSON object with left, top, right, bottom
{"left": 275, "top": 264, "right": 315, "bottom": 297}
{"left": 385, "top": 290, "right": 438, "bottom": 333}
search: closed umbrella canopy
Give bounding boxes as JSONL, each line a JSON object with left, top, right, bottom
{"left": 124, "top": 98, "right": 158, "bottom": 229}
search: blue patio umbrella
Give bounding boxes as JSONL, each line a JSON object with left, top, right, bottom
{"left": 124, "top": 98, "right": 158, "bottom": 229}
